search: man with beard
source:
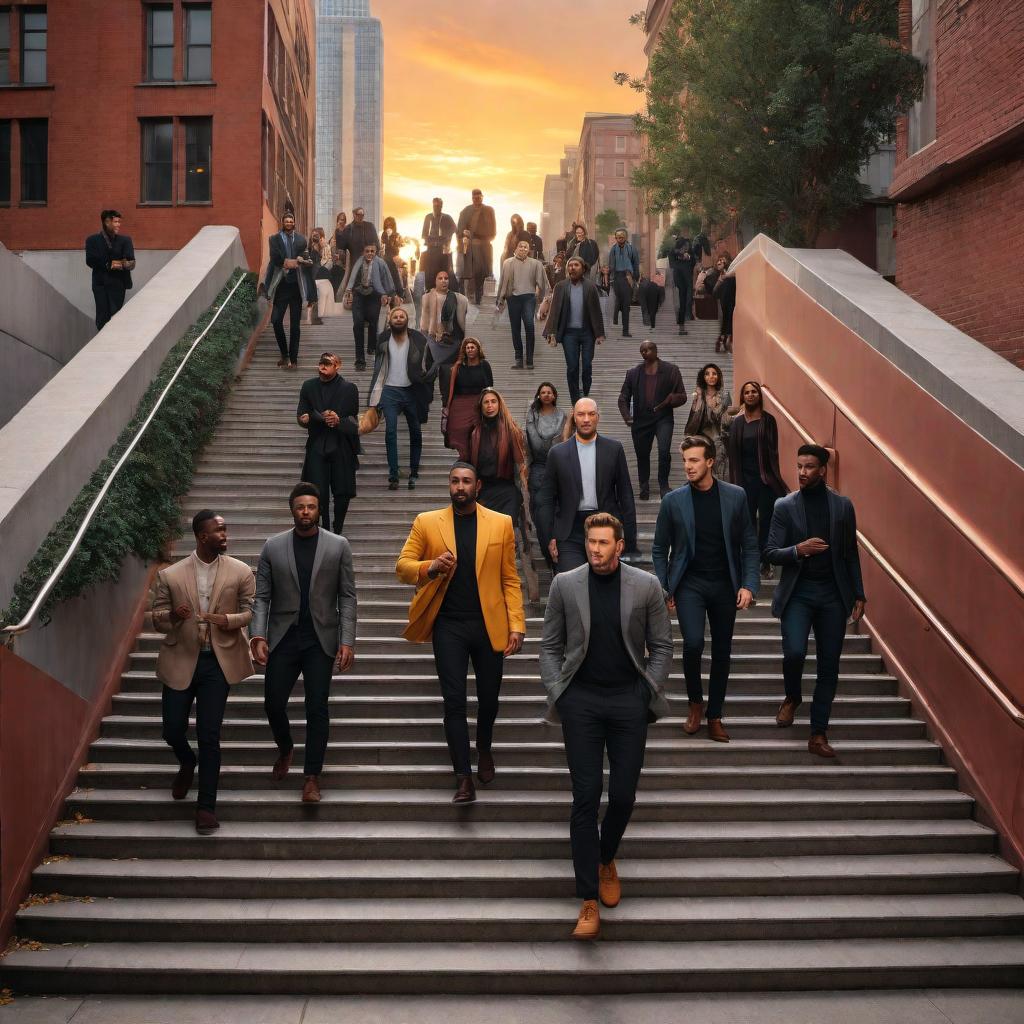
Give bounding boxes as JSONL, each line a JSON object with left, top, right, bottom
{"left": 420, "top": 197, "right": 458, "bottom": 292}
{"left": 456, "top": 188, "right": 497, "bottom": 304}
{"left": 545, "top": 255, "right": 606, "bottom": 405}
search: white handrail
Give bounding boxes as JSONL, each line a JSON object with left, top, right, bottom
{"left": 1, "top": 272, "right": 248, "bottom": 640}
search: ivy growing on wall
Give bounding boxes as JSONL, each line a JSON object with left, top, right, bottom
{"left": 1, "top": 270, "right": 259, "bottom": 629}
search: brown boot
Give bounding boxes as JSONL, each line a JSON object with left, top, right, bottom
{"left": 776, "top": 698, "right": 801, "bottom": 727}
{"left": 683, "top": 701, "right": 704, "bottom": 735}
{"left": 302, "top": 775, "right": 322, "bottom": 803}
{"left": 272, "top": 748, "right": 293, "bottom": 781}
{"left": 171, "top": 762, "right": 195, "bottom": 800}
{"left": 598, "top": 860, "right": 621, "bottom": 908}
{"left": 452, "top": 774, "right": 476, "bottom": 804}
{"left": 477, "top": 749, "right": 495, "bottom": 785}
{"left": 707, "top": 718, "right": 730, "bottom": 743}
{"left": 195, "top": 810, "right": 219, "bottom": 836}
{"left": 808, "top": 734, "right": 836, "bottom": 758}
{"left": 572, "top": 899, "right": 601, "bottom": 940}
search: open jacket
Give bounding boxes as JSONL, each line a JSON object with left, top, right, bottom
{"left": 263, "top": 230, "right": 316, "bottom": 304}
{"left": 617, "top": 360, "right": 688, "bottom": 427}
{"left": 545, "top": 278, "right": 605, "bottom": 343}
{"left": 366, "top": 328, "right": 433, "bottom": 422}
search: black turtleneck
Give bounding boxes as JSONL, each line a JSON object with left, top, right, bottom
{"left": 572, "top": 566, "right": 638, "bottom": 689}
{"left": 439, "top": 508, "right": 483, "bottom": 620}
{"left": 800, "top": 480, "right": 833, "bottom": 580}
{"left": 476, "top": 417, "right": 499, "bottom": 479}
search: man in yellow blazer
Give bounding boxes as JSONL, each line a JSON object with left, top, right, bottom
{"left": 397, "top": 462, "right": 525, "bottom": 803}
{"left": 152, "top": 510, "right": 255, "bottom": 835}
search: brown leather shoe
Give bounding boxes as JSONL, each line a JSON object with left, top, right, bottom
{"left": 808, "top": 734, "right": 836, "bottom": 758}
{"left": 171, "top": 762, "right": 196, "bottom": 800}
{"left": 477, "top": 749, "right": 495, "bottom": 785}
{"left": 708, "top": 718, "right": 730, "bottom": 743}
{"left": 598, "top": 860, "right": 621, "bottom": 908}
{"left": 452, "top": 774, "right": 476, "bottom": 804}
{"left": 683, "top": 701, "right": 704, "bottom": 735}
{"left": 302, "top": 775, "right": 322, "bottom": 803}
{"left": 195, "top": 810, "right": 219, "bottom": 835}
{"left": 272, "top": 748, "right": 293, "bottom": 781}
{"left": 776, "top": 698, "right": 801, "bottom": 728}
{"left": 572, "top": 899, "right": 601, "bottom": 940}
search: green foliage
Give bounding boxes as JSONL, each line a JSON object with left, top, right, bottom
{"left": 1, "top": 270, "right": 259, "bottom": 629}
{"left": 595, "top": 207, "right": 624, "bottom": 238}
{"left": 657, "top": 210, "right": 704, "bottom": 258}
{"left": 617, "top": 0, "right": 924, "bottom": 245}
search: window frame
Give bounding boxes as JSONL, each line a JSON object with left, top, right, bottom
{"left": 182, "top": 115, "right": 212, "bottom": 203}
{"left": 614, "top": 135, "right": 626, "bottom": 153}
{"left": 140, "top": 117, "right": 174, "bottom": 204}
{"left": 145, "top": 3, "right": 174, "bottom": 83}
{"left": 0, "top": 119, "right": 11, "bottom": 204}
{"left": 20, "top": 5, "right": 46, "bottom": 85}
{"left": 19, "top": 117, "right": 47, "bottom": 203}
{"left": 184, "top": 2, "right": 211, "bottom": 82}
{"left": 0, "top": 7, "right": 11, "bottom": 87}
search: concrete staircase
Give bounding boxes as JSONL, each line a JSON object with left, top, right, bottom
{"left": 5, "top": 300, "right": 1024, "bottom": 995}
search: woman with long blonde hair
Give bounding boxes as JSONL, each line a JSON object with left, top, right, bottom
{"left": 469, "top": 388, "right": 529, "bottom": 522}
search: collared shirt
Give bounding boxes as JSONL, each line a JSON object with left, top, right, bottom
{"left": 575, "top": 435, "right": 598, "bottom": 511}
{"left": 567, "top": 280, "right": 585, "bottom": 329}
{"left": 497, "top": 255, "right": 547, "bottom": 300}
{"left": 608, "top": 242, "right": 638, "bottom": 274}
{"left": 191, "top": 551, "right": 220, "bottom": 650}
{"left": 385, "top": 335, "right": 412, "bottom": 387}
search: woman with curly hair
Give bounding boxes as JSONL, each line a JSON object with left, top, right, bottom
{"left": 469, "top": 388, "right": 529, "bottom": 522}
{"left": 438, "top": 337, "right": 493, "bottom": 460}
{"left": 684, "top": 362, "right": 734, "bottom": 479}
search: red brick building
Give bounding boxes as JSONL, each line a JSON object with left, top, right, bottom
{"left": 0, "top": 0, "right": 315, "bottom": 273}
{"left": 893, "top": 0, "right": 1024, "bottom": 368}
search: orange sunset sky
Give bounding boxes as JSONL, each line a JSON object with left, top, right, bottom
{"left": 371, "top": 0, "right": 647, "bottom": 243}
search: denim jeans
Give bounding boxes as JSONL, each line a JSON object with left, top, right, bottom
{"left": 507, "top": 293, "right": 537, "bottom": 363}
{"left": 380, "top": 384, "right": 422, "bottom": 480}
{"left": 561, "top": 327, "right": 595, "bottom": 405}
{"left": 780, "top": 577, "right": 848, "bottom": 734}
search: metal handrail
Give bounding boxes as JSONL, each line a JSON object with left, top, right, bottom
{"left": 762, "top": 383, "right": 1024, "bottom": 728}
{"left": 1, "top": 272, "right": 248, "bottom": 640}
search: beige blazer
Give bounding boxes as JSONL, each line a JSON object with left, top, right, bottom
{"left": 419, "top": 288, "right": 468, "bottom": 339}
{"left": 151, "top": 554, "right": 256, "bottom": 690}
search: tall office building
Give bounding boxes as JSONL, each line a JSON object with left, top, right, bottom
{"left": 315, "top": 0, "right": 383, "bottom": 231}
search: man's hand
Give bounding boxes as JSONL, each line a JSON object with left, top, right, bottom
{"left": 428, "top": 551, "right": 457, "bottom": 578}
{"left": 380, "top": 294, "right": 390, "bottom": 306}
{"left": 626, "top": 273, "right": 634, "bottom": 289}
{"left": 324, "top": 411, "right": 340, "bottom": 428}
{"left": 283, "top": 258, "right": 299, "bottom": 270}
{"left": 199, "top": 612, "right": 229, "bottom": 627}
{"left": 666, "top": 595, "right": 676, "bottom": 611}
{"left": 299, "top": 413, "right": 311, "bottom": 426}
{"left": 850, "top": 599, "right": 866, "bottom": 623}
{"left": 735, "top": 588, "right": 754, "bottom": 610}
{"left": 251, "top": 638, "right": 269, "bottom": 666}
{"left": 796, "top": 537, "right": 829, "bottom": 558}
{"left": 496, "top": 301, "right": 506, "bottom": 313}
{"left": 596, "top": 335, "right": 605, "bottom": 346}
{"left": 110, "top": 260, "right": 123, "bottom": 270}
{"left": 336, "top": 644, "right": 354, "bottom": 672}
{"left": 172, "top": 604, "right": 192, "bottom": 622}
{"left": 504, "top": 631, "right": 525, "bottom": 656}
{"left": 548, "top": 538, "right": 559, "bottom": 563}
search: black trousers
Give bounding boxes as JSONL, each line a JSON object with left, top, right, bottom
{"left": 632, "top": 416, "right": 674, "bottom": 491}
{"left": 264, "top": 625, "right": 335, "bottom": 776}
{"left": 638, "top": 281, "right": 664, "bottom": 328}
{"left": 612, "top": 272, "right": 633, "bottom": 333}
{"left": 432, "top": 614, "right": 504, "bottom": 776}
{"left": 352, "top": 291, "right": 383, "bottom": 364}
{"left": 672, "top": 266, "right": 693, "bottom": 324}
{"left": 272, "top": 280, "right": 302, "bottom": 363}
{"left": 305, "top": 448, "right": 352, "bottom": 534}
{"left": 161, "top": 651, "right": 230, "bottom": 812}
{"left": 743, "top": 479, "right": 778, "bottom": 559}
{"left": 676, "top": 572, "right": 737, "bottom": 720}
{"left": 93, "top": 284, "right": 126, "bottom": 331}
{"left": 558, "top": 680, "right": 649, "bottom": 900}
{"left": 553, "top": 511, "right": 591, "bottom": 574}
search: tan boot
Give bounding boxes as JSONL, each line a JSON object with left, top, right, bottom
{"left": 776, "top": 698, "right": 800, "bottom": 727}
{"left": 707, "top": 718, "right": 730, "bottom": 743}
{"left": 301, "top": 775, "right": 321, "bottom": 803}
{"left": 683, "top": 701, "right": 704, "bottom": 735}
{"left": 572, "top": 899, "right": 600, "bottom": 940}
{"left": 808, "top": 734, "right": 836, "bottom": 758}
{"left": 598, "top": 860, "right": 621, "bottom": 908}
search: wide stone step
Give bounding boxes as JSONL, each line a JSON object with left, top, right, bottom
{"left": 33, "top": 853, "right": 1016, "bottom": 900}
{"left": 47, "top": 819, "right": 995, "bottom": 861}
{"left": 6, "top": 936, "right": 1024, "bottom": 994}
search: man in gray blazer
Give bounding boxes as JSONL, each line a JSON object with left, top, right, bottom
{"left": 250, "top": 482, "right": 357, "bottom": 803}
{"left": 652, "top": 435, "right": 760, "bottom": 742}
{"left": 540, "top": 513, "right": 673, "bottom": 941}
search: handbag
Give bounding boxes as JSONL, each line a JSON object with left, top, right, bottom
{"left": 358, "top": 407, "right": 380, "bottom": 434}
{"left": 440, "top": 362, "right": 460, "bottom": 447}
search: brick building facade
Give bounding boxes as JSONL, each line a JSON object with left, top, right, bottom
{"left": 0, "top": 0, "right": 315, "bottom": 274}
{"left": 893, "top": 0, "right": 1024, "bottom": 368}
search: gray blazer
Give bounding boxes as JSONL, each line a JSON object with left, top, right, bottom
{"left": 540, "top": 562, "right": 674, "bottom": 722}
{"left": 251, "top": 529, "right": 357, "bottom": 658}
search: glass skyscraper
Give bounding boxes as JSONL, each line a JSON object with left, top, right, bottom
{"left": 315, "top": 0, "right": 383, "bottom": 231}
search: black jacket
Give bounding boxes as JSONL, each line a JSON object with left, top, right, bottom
{"left": 537, "top": 434, "right": 637, "bottom": 550}
{"left": 617, "top": 360, "right": 687, "bottom": 427}
{"left": 339, "top": 220, "right": 379, "bottom": 266}
{"left": 368, "top": 328, "right": 434, "bottom": 424}
{"left": 297, "top": 375, "right": 360, "bottom": 495}
{"left": 546, "top": 278, "right": 605, "bottom": 343}
{"left": 85, "top": 231, "right": 135, "bottom": 290}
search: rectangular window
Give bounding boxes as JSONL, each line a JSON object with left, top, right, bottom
{"left": 20, "top": 119, "right": 47, "bottom": 202}
{"left": 0, "top": 8, "right": 10, "bottom": 85}
{"left": 141, "top": 118, "right": 173, "bottom": 202}
{"left": 20, "top": 6, "right": 46, "bottom": 84}
{"left": 614, "top": 135, "right": 626, "bottom": 153}
{"left": 0, "top": 120, "right": 10, "bottom": 203}
{"left": 908, "top": 0, "right": 936, "bottom": 154}
{"left": 615, "top": 160, "right": 625, "bottom": 177}
{"left": 146, "top": 4, "right": 174, "bottom": 81}
{"left": 184, "top": 116, "right": 211, "bottom": 201}
{"left": 185, "top": 4, "right": 211, "bottom": 81}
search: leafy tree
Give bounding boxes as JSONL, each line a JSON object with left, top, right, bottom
{"left": 595, "top": 207, "right": 623, "bottom": 239}
{"left": 616, "top": 0, "right": 923, "bottom": 246}
{"left": 657, "top": 210, "right": 703, "bottom": 258}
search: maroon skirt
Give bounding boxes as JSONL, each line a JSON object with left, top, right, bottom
{"left": 445, "top": 394, "right": 480, "bottom": 461}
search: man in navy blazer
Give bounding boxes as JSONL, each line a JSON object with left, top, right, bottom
{"left": 765, "top": 444, "right": 866, "bottom": 758}
{"left": 652, "top": 435, "right": 759, "bottom": 741}
{"left": 85, "top": 209, "right": 135, "bottom": 330}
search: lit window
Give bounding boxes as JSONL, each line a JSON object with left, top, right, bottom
{"left": 184, "top": 117, "right": 212, "bottom": 201}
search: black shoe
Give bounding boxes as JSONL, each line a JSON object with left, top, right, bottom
{"left": 408, "top": 474, "right": 418, "bottom": 490}
{"left": 622, "top": 331, "right": 632, "bottom": 338}
{"left": 678, "top": 326, "right": 688, "bottom": 335}
{"left": 526, "top": 362, "right": 534, "bottom": 369}
{"left": 511, "top": 360, "right": 524, "bottom": 370}
{"left": 355, "top": 360, "right": 366, "bottom": 371}
{"left": 388, "top": 478, "right": 399, "bottom": 491}
{"left": 639, "top": 485, "right": 650, "bottom": 501}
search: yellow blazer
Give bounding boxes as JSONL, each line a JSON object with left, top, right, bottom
{"left": 396, "top": 505, "right": 526, "bottom": 651}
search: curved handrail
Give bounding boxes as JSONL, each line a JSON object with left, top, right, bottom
{"left": 762, "top": 383, "right": 1024, "bottom": 728}
{"left": 1, "top": 272, "right": 248, "bottom": 641}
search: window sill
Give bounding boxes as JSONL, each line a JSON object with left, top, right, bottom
{"left": 0, "top": 83, "right": 55, "bottom": 90}
{"left": 137, "top": 201, "right": 173, "bottom": 207}
{"left": 136, "top": 80, "right": 216, "bottom": 88}
{"left": 179, "top": 200, "right": 213, "bottom": 206}
{"left": 19, "top": 201, "right": 47, "bottom": 207}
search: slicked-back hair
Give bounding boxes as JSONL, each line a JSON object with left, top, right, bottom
{"left": 681, "top": 435, "right": 715, "bottom": 460}
{"left": 584, "top": 512, "right": 624, "bottom": 542}
{"left": 289, "top": 482, "right": 320, "bottom": 508}
{"left": 798, "top": 444, "right": 830, "bottom": 466}
{"left": 191, "top": 509, "right": 219, "bottom": 536}
{"left": 449, "top": 461, "right": 478, "bottom": 479}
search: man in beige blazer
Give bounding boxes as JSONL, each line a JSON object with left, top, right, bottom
{"left": 152, "top": 509, "right": 255, "bottom": 835}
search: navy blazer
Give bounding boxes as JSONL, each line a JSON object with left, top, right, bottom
{"left": 764, "top": 487, "right": 866, "bottom": 617}
{"left": 85, "top": 231, "right": 135, "bottom": 290}
{"left": 651, "top": 481, "right": 760, "bottom": 597}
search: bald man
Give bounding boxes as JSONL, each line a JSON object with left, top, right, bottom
{"left": 536, "top": 398, "right": 639, "bottom": 572}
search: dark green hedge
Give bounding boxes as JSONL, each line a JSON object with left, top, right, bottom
{"left": 1, "top": 269, "right": 259, "bottom": 629}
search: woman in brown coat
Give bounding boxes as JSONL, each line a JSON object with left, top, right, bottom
{"left": 438, "top": 337, "right": 493, "bottom": 461}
